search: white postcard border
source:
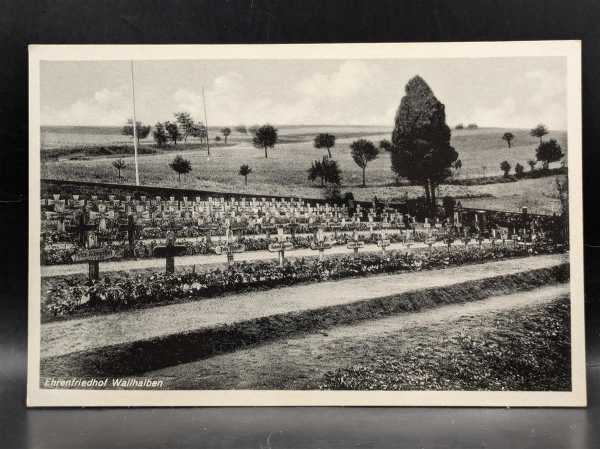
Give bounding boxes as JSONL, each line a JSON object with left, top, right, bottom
{"left": 27, "top": 41, "right": 585, "bottom": 407}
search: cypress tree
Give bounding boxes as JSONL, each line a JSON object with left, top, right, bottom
{"left": 390, "top": 75, "right": 458, "bottom": 214}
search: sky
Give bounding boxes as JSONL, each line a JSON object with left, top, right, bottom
{"left": 40, "top": 57, "right": 567, "bottom": 130}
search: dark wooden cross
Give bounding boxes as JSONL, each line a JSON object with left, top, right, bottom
{"left": 444, "top": 234, "right": 455, "bottom": 254}
{"left": 288, "top": 221, "right": 300, "bottom": 239}
{"left": 153, "top": 231, "right": 187, "bottom": 274}
{"left": 127, "top": 214, "right": 137, "bottom": 254}
{"left": 72, "top": 210, "right": 95, "bottom": 247}
{"left": 71, "top": 231, "right": 115, "bottom": 282}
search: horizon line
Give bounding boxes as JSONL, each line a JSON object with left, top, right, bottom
{"left": 40, "top": 124, "right": 568, "bottom": 132}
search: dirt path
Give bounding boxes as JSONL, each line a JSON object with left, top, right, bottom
{"left": 41, "top": 239, "right": 506, "bottom": 277}
{"left": 40, "top": 253, "right": 566, "bottom": 358}
{"left": 145, "top": 285, "right": 569, "bottom": 389}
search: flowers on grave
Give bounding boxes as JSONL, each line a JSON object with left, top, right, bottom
{"left": 42, "top": 240, "right": 564, "bottom": 319}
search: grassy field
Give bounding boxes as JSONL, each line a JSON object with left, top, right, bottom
{"left": 40, "top": 125, "right": 567, "bottom": 213}
{"left": 320, "top": 294, "right": 570, "bottom": 391}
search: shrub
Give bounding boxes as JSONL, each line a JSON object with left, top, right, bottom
{"left": 536, "top": 139, "right": 563, "bottom": 170}
{"left": 239, "top": 164, "right": 252, "bottom": 186}
{"left": 515, "top": 163, "right": 524, "bottom": 177}
{"left": 324, "top": 183, "right": 342, "bottom": 202}
{"left": 169, "top": 155, "right": 192, "bottom": 182}
{"left": 500, "top": 160, "right": 511, "bottom": 177}
{"left": 442, "top": 196, "right": 456, "bottom": 217}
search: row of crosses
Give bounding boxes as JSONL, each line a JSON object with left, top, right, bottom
{"left": 212, "top": 220, "right": 246, "bottom": 266}
{"left": 68, "top": 208, "right": 529, "bottom": 282}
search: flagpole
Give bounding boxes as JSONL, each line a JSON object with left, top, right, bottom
{"left": 130, "top": 60, "right": 140, "bottom": 185}
{"left": 202, "top": 86, "right": 210, "bottom": 158}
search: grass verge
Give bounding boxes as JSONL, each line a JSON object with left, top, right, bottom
{"left": 320, "top": 295, "right": 571, "bottom": 391}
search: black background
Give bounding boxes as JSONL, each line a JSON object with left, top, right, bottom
{"left": 1, "top": 1, "right": 600, "bottom": 447}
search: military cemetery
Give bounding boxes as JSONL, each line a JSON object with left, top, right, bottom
{"left": 32, "top": 47, "right": 579, "bottom": 403}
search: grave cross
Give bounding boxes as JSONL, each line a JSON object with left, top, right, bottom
{"left": 423, "top": 217, "right": 432, "bottom": 234}
{"left": 478, "top": 234, "right": 486, "bottom": 250}
{"left": 346, "top": 230, "right": 364, "bottom": 258}
{"left": 153, "top": 231, "right": 187, "bottom": 274}
{"left": 498, "top": 230, "right": 506, "bottom": 247}
{"left": 71, "top": 231, "right": 115, "bottom": 282}
{"left": 444, "top": 234, "right": 455, "bottom": 255}
{"left": 425, "top": 236, "right": 437, "bottom": 256}
{"left": 96, "top": 204, "right": 114, "bottom": 232}
{"left": 73, "top": 210, "right": 96, "bottom": 247}
{"left": 51, "top": 209, "right": 72, "bottom": 233}
{"left": 119, "top": 214, "right": 137, "bottom": 255}
{"left": 213, "top": 221, "right": 245, "bottom": 266}
{"left": 310, "top": 228, "right": 332, "bottom": 261}
{"left": 268, "top": 227, "right": 294, "bottom": 267}
{"left": 127, "top": 215, "right": 137, "bottom": 255}
{"left": 377, "top": 227, "right": 391, "bottom": 254}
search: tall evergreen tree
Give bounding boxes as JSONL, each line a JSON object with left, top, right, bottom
{"left": 390, "top": 75, "right": 458, "bottom": 213}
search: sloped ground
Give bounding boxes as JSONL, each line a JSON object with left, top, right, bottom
{"left": 40, "top": 253, "right": 565, "bottom": 358}
{"left": 39, "top": 257, "right": 568, "bottom": 380}
{"left": 41, "top": 127, "right": 567, "bottom": 211}
{"left": 320, "top": 293, "right": 571, "bottom": 391}
{"left": 146, "top": 286, "right": 570, "bottom": 391}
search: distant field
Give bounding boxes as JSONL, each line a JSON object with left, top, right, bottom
{"left": 40, "top": 125, "right": 391, "bottom": 149}
{"left": 40, "top": 125, "right": 568, "bottom": 214}
{"left": 42, "top": 126, "right": 154, "bottom": 149}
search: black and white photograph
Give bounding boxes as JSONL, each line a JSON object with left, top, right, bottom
{"left": 27, "top": 42, "right": 585, "bottom": 407}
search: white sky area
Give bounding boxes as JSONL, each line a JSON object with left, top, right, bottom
{"left": 40, "top": 57, "right": 567, "bottom": 130}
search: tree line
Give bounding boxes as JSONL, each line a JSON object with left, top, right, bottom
{"left": 122, "top": 112, "right": 243, "bottom": 147}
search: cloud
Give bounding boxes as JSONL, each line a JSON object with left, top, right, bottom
{"left": 296, "top": 60, "right": 381, "bottom": 99}
{"left": 172, "top": 61, "right": 394, "bottom": 126}
{"left": 466, "top": 68, "right": 567, "bottom": 130}
{"left": 173, "top": 72, "right": 250, "bottom": 125}
{"left": 42, "top": 86, "right": 130, "bottom": 126}
{"left": 42, "top": 59, "right": 566, "bottom": 129}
